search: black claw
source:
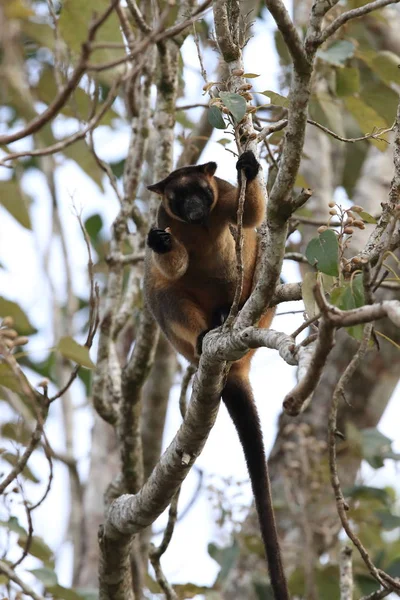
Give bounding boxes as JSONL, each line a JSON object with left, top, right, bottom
{"left": 196, "top": 329, "right": 211, "bottom": 356}
{"left": 147, "top": 228, "right": 172, "bottom": 254}
{"left": 212, "top": 305, "right": 231, "bottom": 328}
{"left": 236, "top": 150, "right": 260, "bottom": 182}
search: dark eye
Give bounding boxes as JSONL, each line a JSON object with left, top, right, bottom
{"left": 203, "top": 187, "right": 213, "bottom": 206}
{"left": 169, "top": 195, "right": 183, "bottom": 218}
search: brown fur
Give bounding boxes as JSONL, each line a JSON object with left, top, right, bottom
{"left": 144, "top": 157, "right": 289, "bottom": 600}
{"left": 145, "top": 173, "right": 269, "bottom": 362}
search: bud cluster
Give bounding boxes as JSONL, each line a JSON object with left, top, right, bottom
{"left": 0, "top": 316, "right": 29, "bottom": 351}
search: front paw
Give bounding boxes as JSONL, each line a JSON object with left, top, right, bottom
{"left": 147, "top": 228, "right": 172, "bottom": 254}
{"left": 236, "top": 150, "right": 260, "bottom": 181}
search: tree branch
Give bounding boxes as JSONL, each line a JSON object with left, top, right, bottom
{"left": 0, "top": 560, "right": 45, "bottom": 600}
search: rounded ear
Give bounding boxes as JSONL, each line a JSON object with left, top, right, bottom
{"left": 199, "top": 161, "right": 217, "bottom": 177}
{"left": 147, "top": 179, "right": 167, "bottom": 195}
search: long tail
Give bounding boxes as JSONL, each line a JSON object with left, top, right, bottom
{"left": 222, "top": 373, "right": 290, "bottom": 600}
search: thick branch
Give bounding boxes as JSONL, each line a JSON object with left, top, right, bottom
{"left": 213, "top": 0, "right": 240, "bottom": 61}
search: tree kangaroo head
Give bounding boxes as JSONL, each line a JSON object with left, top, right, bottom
{"left": 147, "top": 162, "right": 218, "bottom": 225}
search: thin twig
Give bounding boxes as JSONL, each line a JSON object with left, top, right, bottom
{"left": 0, "top": 399, "right": 48, "bottom": 494}
{"left": 328, "top": 324, "right": 390, "bottom": 590}
{"left": 307, "top": 119, "right": 394, "bottom": 144}
{"left": 359, "top": 589, "right": 393, "bottom": 600}
{"left": 224, "top": 171, "right": 247, "bottom": 327}
{"left": 49, "top": 212, "right": 100, "bottom": 403}
{"left": 11, "top": 478, "right": 34, "bottom": 568}
{"left": 283, "top": 315, "right": 335, "bottom": 415}
{"left": 126, "top": 0, "right": 152, "bottom": 33}
{"left": 291, "top": 313, "right": 320, "bottom": 339}
{"left": 0, "top": 559, "right": 45, "bottom": 600}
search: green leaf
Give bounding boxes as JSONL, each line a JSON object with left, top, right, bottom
{"left": 344, "top": 485, "right": 391, "bottom": 507}
{"left": 310, "top": 92, "right": 345, "bottom": 137}
{"left": 254, "top": 581, "right": 274, "bottom": 599}
{"left": 355, "top": 574, "right": 379, "bottom": 597}
{"left": 74, "top": 589, "right": 99, "bottom": 600}
{"left": 216, "top": 138, "right": 232, "bottom": 146}
{"left": 48, "top": 585, "right": 84, "bottom": 600}
{"left": 341, "top": 136, "right": 368, "bottom": 197}
{"left": 1, "top": 421, "right": 32, "bottom": 445}
{"left": 219, "top": 92, "right": 246, "bottom": 123}
{"left": 0, "top": 362, "right": 25, "bottom": 394}
{"left": 57, "top": 337, "right": 95, "bottom": 369}
{"left": 63, "top": 140, "right": 104, "bottom": 190}
{"left": 360, "top": 78, "right": 398, "bottom": 127}
{"left": 109, "top": 159, "right": 125, "bottom": 179}
{"left": 174, "top": 583, "right": 213, "bottom": 599}
{"left": 21, "top": 20, "right": 55, "bottom": 51}
{"left": 259, "top": 90, "right": 289, "bottom": 108}
{"left": 35, "top": 68, "right": 118, "bottom": 125}
{"left": 364, "top": 51, "right": 400, "bottom": 87}
{"left": 208, "top": 541, "right": 239, "bottom": 583}
{"left": 359, "top": 211, "right": 377, "bottom": 224}
{"left": 374, "top": 511, "right": 400, "bottom": 530}
{"left": 330, "top": 274, "right": 365, "bottom": 339}
{"left": 336, "top": 67, "right": 360, "bottom": 97}
{"left": 59, "top": 0, "right": 124, "bottom": 83}
{"left": 317, "top": 40, "right": 355, "bottom": 66}
{"left": 305, "top": 229, "right": 339, "bottom": 276}
{"left": 0, "top": 516, "right": 27, "bottom": 536}
{"left": 2, "top": 451, "right": 40, "bottom": 483}
{"left": 208, "top": 106, "right": 226, "bottom": 129}
{"left": 0, "top": 180, "right": 31, "bottom": 229}
{"left": 344, "top": 96, "right": 388, "bottom": 151}
{"left": 242, "top": 73, "right": 260, "bottom": 78}
{"left": 18, "top": 534, "right": 54, "bottom": 566}
{"left": 85, "top": 214, "right": 103, "bottom": 241}
{"left": 274, "top": 30, "right": 291, "bottom": 66}
{"left": 361, "top": 428, "right": 397, "bottom": 469}
{"left": 387, "top": 558, "right": 400, "bottom": 578}
{"left": 294, "top": 173, "right": 309, "bottom": 189}
{"left": 30, "top": 567, "right": 58, "bottom": 587}
{"left": 0, "top": 296, "right": 36, "bottom": 334}
{"left": 315, "top": 565, "right": 340, "bottom": 600}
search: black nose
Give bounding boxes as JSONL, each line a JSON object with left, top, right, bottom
{"left": 184, "top": 197, "right": 208, "bottom": 224}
